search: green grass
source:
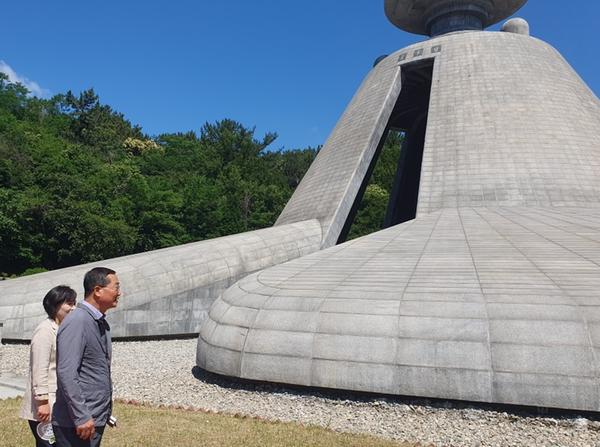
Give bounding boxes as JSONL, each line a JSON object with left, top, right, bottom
{"left": 0, "top": 398, "right": 421, "bottom": 447}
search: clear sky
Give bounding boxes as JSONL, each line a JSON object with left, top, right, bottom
{"left": 2, "top": 1, "right": 599, "bottom": 150}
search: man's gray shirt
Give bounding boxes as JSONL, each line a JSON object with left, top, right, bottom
{"left": 52, "top": 303, "right": 112, "bottom": 427}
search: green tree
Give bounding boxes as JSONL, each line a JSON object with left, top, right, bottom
{"left": 347, "top": 184, "right": 390, "bottom": 240}
{"left": 0, "top": 74, "right": 345, "bottom": 276}
{"left": 345, "top": 130, "right": 404, "bottom": 240}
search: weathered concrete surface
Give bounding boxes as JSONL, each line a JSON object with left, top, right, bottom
{"left": 0, "top": 220, "right": 322, "bottom": 340}
{"left": 277, "top": 32, "right": 600, "bottom": 247}
{"left": 275, "top": 51, "right": 403, "bottom": 248}
{"left": 199, "top": 207, "right": 600, "bottom": 411}
{"left": 414, "top": 32, "right": 600, "bottom": 214}
{"left": 200, "top": 27, "right": 600, "bottom": 411}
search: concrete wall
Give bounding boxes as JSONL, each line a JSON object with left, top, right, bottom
{"left": 276, "top": 32, "right": 600, "bottom": 248}
{"left": 198, "top": 30, "right": 600, "bottom": 411}
{"left": 275, "top": 53, "right": 403, "bottom": 248}
{"left": 416, "top": 31, "right": 600, "bottom": 213}
{"left": 0, "top": 220, "right": 322, "bottom": 340}
{"left": 199, "top": 206, "right": 600, "bottom": 411}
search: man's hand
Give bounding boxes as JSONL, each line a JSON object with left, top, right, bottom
{"left": 36, "top": 402, "right": 51, "bottom": 422}
{"left": 76, "top": 419, "right": 96, "bottom": 440}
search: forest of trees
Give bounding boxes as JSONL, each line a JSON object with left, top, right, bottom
{"left": 0, "top": 74, "right": 401, "bottom": 277}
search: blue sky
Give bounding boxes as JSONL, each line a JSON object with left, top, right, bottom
{"left": 2, "top": 1, "right": 599, "bottom": 150}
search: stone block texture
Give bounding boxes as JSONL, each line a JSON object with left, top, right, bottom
{"left": 0, "top": 220, "right": 322, "bottom": 340}
{"left": 275, "top": 52, "right": 403, "bottom": 248}
{"left": 276, "top": 32, "right": 600, "bottom": 247}
{"left": 200, "top": 207, "right": 600, "bottom": 411}
{"left": 416, "top": 32, "right": 600, "bottom": 213}
{"left": 199, "top": 30, "right": 600, "bottom": 411}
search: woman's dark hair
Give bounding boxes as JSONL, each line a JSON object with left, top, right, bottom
{"left": 42, "top": 285, "right": 77, "bottom": 319}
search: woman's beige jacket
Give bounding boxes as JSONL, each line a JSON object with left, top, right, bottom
{"left": 20, "top": 318, "right": 58, "bottom": 421}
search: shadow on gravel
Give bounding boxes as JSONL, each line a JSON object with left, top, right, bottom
{"left": 191, "top": 366, "right": 600, "bottom": 423}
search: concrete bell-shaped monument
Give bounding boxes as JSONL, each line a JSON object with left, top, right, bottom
{"left": 2, "top": 0, "right": 599, "bottom": 412}
{"left": 198, "top": 0, "right": 600, "bottom": 411}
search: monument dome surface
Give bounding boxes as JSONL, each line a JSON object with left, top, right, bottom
{"left": 198, "top": 3, "right": 600, "bottom": 411}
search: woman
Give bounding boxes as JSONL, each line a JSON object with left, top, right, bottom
{"left": 20, "top": 285, "right": 77, "bottom": 447}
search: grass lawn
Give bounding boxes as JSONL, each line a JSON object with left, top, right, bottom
{"left": 0, "top": 398, "right": 419, "bottom": 447}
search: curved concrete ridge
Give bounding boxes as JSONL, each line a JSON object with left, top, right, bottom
{"left": 0, "top": 219, "right": 322, "bottom": 340}
{"left": 198, "top": 207, "right": 600, "bottom": 411}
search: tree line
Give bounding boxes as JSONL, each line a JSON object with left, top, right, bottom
{"left": 0, "top": 74, "right": 401, "bottom": 277}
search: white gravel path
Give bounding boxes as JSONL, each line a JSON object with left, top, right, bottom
{"left": 2, "top": 338, "right": 599, "bottom": 446}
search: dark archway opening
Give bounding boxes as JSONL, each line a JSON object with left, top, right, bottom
{"left": 384, "top": 59, "right": 434, "bottom": 227}
{"left": 338, "top": 59, "right": 434, "bottom": 243}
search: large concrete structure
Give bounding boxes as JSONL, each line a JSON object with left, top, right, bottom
{"left": 0, "top": 221, "right": 322, "bottom": 338}
{"left": 2, "top": 0, "right": 599, "bottom": 412}
{"left": 198, "top": 1, "right": 600, "bottom": 412}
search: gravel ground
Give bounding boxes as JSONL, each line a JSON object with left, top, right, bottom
{"left": 2, "top": 338, "right": 599, "bottom": 446}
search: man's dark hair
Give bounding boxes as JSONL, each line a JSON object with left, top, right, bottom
{"left": 84, "top": 267, "right": 116, "bottom": 297}
{"left": 42, "top": 285, "right": 77, "bottom": 319}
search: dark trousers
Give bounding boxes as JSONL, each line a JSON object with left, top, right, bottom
{"left": 28, "top": 420, "right": 53, "bottom": 447}
{"left": 53, "top": 425, "right": 105, "bottom": 447}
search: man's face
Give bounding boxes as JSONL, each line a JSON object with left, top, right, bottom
{"left": 95, "top": 274, "right": 121, "bottom": 314}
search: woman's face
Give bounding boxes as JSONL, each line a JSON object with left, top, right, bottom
{"left": 55, "top": 300, "right": 76, "bottom": 324}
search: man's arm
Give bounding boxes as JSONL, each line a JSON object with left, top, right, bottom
{"left": 56, "top": 316, "right": 94, "bottom": 427}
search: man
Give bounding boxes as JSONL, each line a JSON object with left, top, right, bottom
{"left": 52, "top": 267, "right": 121, "bottom": 447}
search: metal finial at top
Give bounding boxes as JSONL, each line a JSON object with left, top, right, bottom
{"left": 384, "top": 0, "right": 528, "bottom": 37}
